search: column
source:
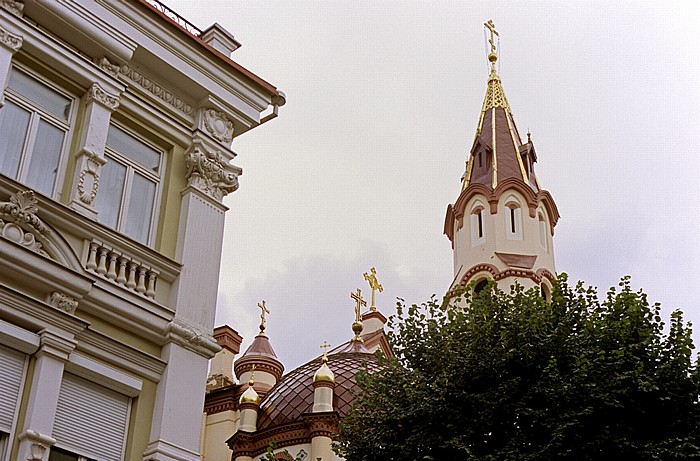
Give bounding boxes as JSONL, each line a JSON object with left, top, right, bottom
{"left": 16, "top": 330, "right": 77, "bottom": 461}
{"left": 0, "top": 24, "right": 22, "bottom": 107}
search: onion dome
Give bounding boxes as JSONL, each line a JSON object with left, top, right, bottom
{"left": 239, "top": 375, "right": 260, "bottom": 405}
{"left": 313, "top": 342, "right": 335, "bottom": 384}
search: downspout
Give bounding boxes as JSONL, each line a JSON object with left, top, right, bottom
{"left": 259, "top": 90, "right": 285, "bottom": 126}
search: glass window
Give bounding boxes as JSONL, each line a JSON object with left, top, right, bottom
{"left": 504, "top": 198, "right": 523, "bottom": 241}
{"left": 470, "top": 205, "right": 486, "bottom": 247}
{"left": 0, "top": 68, "right": 73, "bottom": 197}
{"left": 95, "top": 124, "right": 163, "bottom": 245}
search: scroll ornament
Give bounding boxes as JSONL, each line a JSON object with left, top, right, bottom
{"left": 185, "top": 146, "right": 239, "bottom": 201}
{"left": 0, "top": 190, "right": 49, "bottom": 255}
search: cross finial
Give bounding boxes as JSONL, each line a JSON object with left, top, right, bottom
{"left": 320, "top": 341, "right": 331, "bottom": 363}
{"left": 363, "top": 267, "right": 383, "bottom": 312}
{"left": 257, "top": 300, "right": 270, "bottom": 335}
{"left": 249, "top": 364, "right": 256, "bottom": 386}
{"left": 484, "top": 19, "right": 499, "bottom": 71}
{"left": 350, "top": 288, "right": 366, "bottom": 322}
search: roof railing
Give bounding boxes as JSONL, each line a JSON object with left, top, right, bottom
{"left": 143, "top": 0, "right": 202, "bottom": 37}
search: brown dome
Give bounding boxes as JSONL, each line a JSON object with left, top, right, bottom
{"left": 256, "top": 341, "right": 382, "bottom": 431}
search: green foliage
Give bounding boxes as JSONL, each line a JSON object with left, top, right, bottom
{"left": 334, "top": 275, "right": 700, "bottom": 460}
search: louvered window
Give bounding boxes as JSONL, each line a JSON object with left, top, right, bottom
{"left": 0, "top": 344, "right": 26, "bottom": 434}
{"left": 52, "top": 374, "right": 130, "bottom": 461}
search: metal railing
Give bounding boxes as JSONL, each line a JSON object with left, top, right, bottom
{"left": 143, "top": 0, "right": 202, "bottom": 37}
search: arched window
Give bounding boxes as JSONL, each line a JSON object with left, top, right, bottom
{"left": 474, "top": 278, "right": 489, "bottom": 295}
{"left": 538, "top": 212, "right": 548, "bottom": 251}
{"left": 470, "top": 204, "right": 486, "bottom": 247}
{"left": 504, "top": 197, "right": 523, "bottom": 241}
{"left": 541, "top": 283, "right": 551, "bottom": 302}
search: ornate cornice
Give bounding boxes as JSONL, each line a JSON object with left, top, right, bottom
{"left": 203, "top": 108, "right": 234, "bottom": 143}
{"left": 0, "top": 190, "right": 49, "bottom": 256}
{"left": 0, "top": 25, "right": 22, "bottom": 52}
{"left": 96, "top": 56, "right": 120, "bottom": 78}
{"left": 234, "top": 356, "right": 284, "bottom": 382}
{"left": 86, "top": 83, "right": 120, "bottom": 111}
{"left": 184, "top": 140, "right": 239, "bottom": 201}
{"left": 166, "top": 318, "right": 221, "bottom": 358}
{"left": 119, "top": 65, "right": 194, "bottom": 116}
{"left": 0, "top": 0, "right": 24, "bottom": 17}
{"left": 47, "top": 291, "right": 79, "bottom": 315}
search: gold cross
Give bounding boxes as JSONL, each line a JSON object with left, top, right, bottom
{"left": 258, "top": 300, "right": 270, "bottom": 334}
{"left": 249, "top": 364, "right": 256, "bottom": 385}
{"left": 363, "top": 267, "right": 383, "bottom": 312}
{"left": 484, "top": 19, "right": 499, "bottom": 55}
{"left": 320, "top": 341, "right": 331, "bottom": 361}
{"left": 350, "top": 288, "right": 366, "bottom": 322}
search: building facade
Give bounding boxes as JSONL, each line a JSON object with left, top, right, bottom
{"left": 0, "top": 1, "right": 283, "bottom": 461}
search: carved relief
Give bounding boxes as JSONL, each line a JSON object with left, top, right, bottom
{"left": 76, "top": 149, "right": 105, "bottom": 205}
{"left": 167, "top": 318, "right": 221, "bottom": 358}
{"left": 96, "top": 56, "right": 120, "bottom": 78}
{"left": 0, "top": 191, "right": 49, "bottom": 256}
{"left": 86, "top": 83, "right": 120, "bottom": 111}
{"left": 185, "top": 144, "right": 239, "bottom": 201}
{"left": 119, "top": 65, "right": 194, "bottom": 115}
{"left": 0, "top": 0, "right": 23, "bottom": 18}
{"left": 47, "top": 291, "right": 78, "bottom": 314}
{"left": 29, "top": 442, "right": 49, "bottom": 461}
{"left": 0, "top": 25, "right": 22, "bottom": 52}
{"left": 203, "top": 109, "right": 234, "bottom": 143}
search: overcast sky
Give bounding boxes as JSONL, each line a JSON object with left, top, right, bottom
{"left": 168, "top": 1, "right": 700, "bottom": 372}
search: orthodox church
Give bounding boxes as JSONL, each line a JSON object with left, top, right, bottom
{"left": 201, "top": 21, "right": 560, "bottom": 461}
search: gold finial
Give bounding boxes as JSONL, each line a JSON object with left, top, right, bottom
{"left": 484, "top": 20, "right": 499, "bottom": 70}
{"left": 249, "top": 364, "right": 256, "bottom": 386}
{"left": 257, "top": 300, "right": 270, "bottom": 336}
{"left": 363, "top": 267, "right": 383, "bottom": 312}
{"left": 350, "top": 288, "right": 366, "bottom": 342}
{"left": 320, "top": 341, "right": 331, "bottom": 363}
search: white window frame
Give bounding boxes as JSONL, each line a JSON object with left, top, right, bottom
{"left": 504, "top": 196, "right": 523, "bottom": 241}
{"left": 100, "top": 123, "right": 165, "bottom": 246}
{"left": 1, "top": 65, "right": 77, "bottom": 198}
{"left": 470, "top": 203, "right": 486, "bottom": 247}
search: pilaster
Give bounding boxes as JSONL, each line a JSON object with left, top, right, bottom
{"left": 69, "top": 82, "right": 121, "bottom": 219}
{"left": 0, "top": 23, "right": 22, "bottom": 107}
{"left": 16, "top": 329, "right": 77, "bottom": 461}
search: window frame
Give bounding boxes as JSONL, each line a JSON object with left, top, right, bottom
{"left": 504, "top": 196, "right": 523, "bottom": 241}
{"left": 1, "top": 65, "right": 77, "bottom": 199}
{"left": 470, "top": 202, "right": 487, "bottom": 247}
{"left": 538, "top": 212, "right": 548, "bottom": 251}
{"left": 99, "top": 122, "right": 165, "bottom": 246}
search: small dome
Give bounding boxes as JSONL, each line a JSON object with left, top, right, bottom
{"left": 313, "top": 362, "right": 335, "bottom": 383}
{"left": 239, "top": 384, "right": 260, "bottom": 405}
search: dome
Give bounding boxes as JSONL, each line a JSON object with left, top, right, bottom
{"left": 256, "top": 341, "right": 382, "bottom": 431}
{"left": 313, "top": 362, "right": 335, "bottom": 383}
{"left": 239, "top": 384, "right": 260, "bottom": 405}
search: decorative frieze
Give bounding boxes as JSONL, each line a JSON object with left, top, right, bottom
{"left": 203, "top": 108, "right": 234, "bottom": 143}
{"left": 86, "top": 82, "right": 120, "bottom": 111}
{"left": 0, "top": 190, "right": 49, "bottom": 256}
{"left": 184, "top": 141, "right": 239, "bottom": 201}
{"left": 47, "top": 291, "right": 79, "bottom": 314}
{"left": 0, "top": 25, "right": 22, "bottom": 52}
{"left": 84, "top": 240, "right": 159, "bottom": 299}
{"left": 119, "top": 64, "right": 194, "bottom": 115}
{"left": 0, "top": 0, "right": 24, "bottom": 17}
{"left": 96, "top": 56, "right": 120, "bottom": 78}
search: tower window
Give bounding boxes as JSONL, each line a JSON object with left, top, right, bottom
{"left": 474, "top": 278, "right": 488, "bottom": 295}
{"left": 504, "top": 197, "right": 523, "bottom": 241}
{"left": 470, "top": 204, "right": 486, "bottom": 247}
{"left": 478, "top": 151, "right": 482, "bottom": 168}
{"left": 538, "top": 213, "right": 548, "bottom": 251}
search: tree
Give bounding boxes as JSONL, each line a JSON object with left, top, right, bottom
{"left": 334, "top": 276, "right": 700, "bottom": 460}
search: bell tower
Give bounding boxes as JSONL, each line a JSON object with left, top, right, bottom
{"left": 444, "top": 21, "right": 560, "bottom": 297}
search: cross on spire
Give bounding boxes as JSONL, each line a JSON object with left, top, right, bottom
{"left": 484, "top": 19, "right": 499, "bottom": 70}
{"left": 363, "top": 267, "right": 383, "bottom": 312}
{"left": 350, "top": 288, "right": 366, "bottom": 322}
{"left": 320, "top": 341, "right": 331, "bottom": 363}
{"left": 257, "top": 300, "right": 270, "bottom": 335}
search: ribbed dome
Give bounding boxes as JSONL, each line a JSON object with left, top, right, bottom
{"left": 256, "top": 342, "right": 382, "bottom": 431}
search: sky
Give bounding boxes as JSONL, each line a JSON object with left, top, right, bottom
{"left": 167, "top": 0, "right": 700, "bottom": 372}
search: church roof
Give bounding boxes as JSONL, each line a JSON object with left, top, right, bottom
{"left": 234, "top": 333, "right": 284, "bottom": 381}
{"left": 464, "top": 69, "right": 539, "bottom": 192}
{"left": 256, "top": 342, "right": 382, "bottom": 431}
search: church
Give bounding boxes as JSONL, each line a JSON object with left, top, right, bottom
{"left": 201, "top": 20, "right": 560, "bottom": 461}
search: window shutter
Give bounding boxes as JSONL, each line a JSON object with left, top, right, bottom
{"left": 53, "top": 374, "right": 130, "bottom": 461}
{"left": 0, "top": 344, "right": 26, "bottom": 433}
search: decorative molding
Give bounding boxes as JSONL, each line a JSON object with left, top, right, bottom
{"left": 0, "top": 0, "right": 24, "bottom": 17}
{"left": 184, "top": 141, "right": 239, "bottom": 201}
{"left": 458, "top": 262, "right": 556, "bottom": 287}
{"left": 203, "top": 108, "right": 234, "bottom": 143}
{"left": 47, "top": 291, "right": 79, "bottom": 315}
{"left": 167, "top": 317, "right": 221, "bottom": 358}
{"left": 86, "top": 83, "right": 120, "bottom": 111}
{"left": 76, "top": 148, "right": 106, "bottom": 205}
{"left": 119, "top": 65, "right": 194, "bottom": 115}
{"left": 0, "top": 26, "right": 22, "bottom": 53}
{"left": 96, "top": 56, "right": 120, "bottom": 78}
{"left": 17, "top": 430, "right": 56, "bottom": 461}
{"left": 0, "top": 190, "right": 49, "bottom": 256}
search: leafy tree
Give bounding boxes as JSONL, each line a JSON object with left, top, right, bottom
{"left": 334, "top": 276, "right": 700, "bottom": 460}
